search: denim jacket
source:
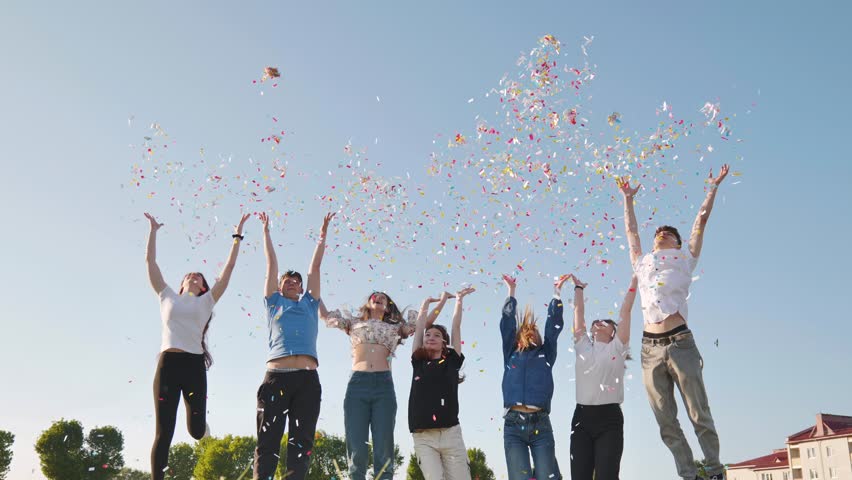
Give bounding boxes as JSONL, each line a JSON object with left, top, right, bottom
{"left": 500, "top": 296, "right": 564, "bottom": 413}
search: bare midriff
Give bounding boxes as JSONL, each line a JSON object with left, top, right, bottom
{"left": 351, "top": 343, "right": 393, "bottom": 372}
{"left": 643, "top": 311, "right": 687, "bottom": 334}
{"left": 163, "top": 348, "right": 185, "bottom": 353}
{"left": 510, "top": 405, "right": 542, "bottom": 413}
{"left": 266, "top": 354, "right": 318, "bottom": 370}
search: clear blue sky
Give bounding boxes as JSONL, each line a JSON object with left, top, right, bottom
{"left": 1, "top": 1, "right": 850, "bottom": 479}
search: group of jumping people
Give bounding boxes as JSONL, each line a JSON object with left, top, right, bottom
{"left": 144, "top": 165, "right": 730, "bottom": 480}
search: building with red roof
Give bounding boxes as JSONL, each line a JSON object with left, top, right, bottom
{"left": 727, "top": 413, "right": 852, "bottom": 480}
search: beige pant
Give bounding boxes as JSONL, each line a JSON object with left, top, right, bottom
{"left": 412, "top": 424, "right": 471, "bottom": 480}
{"left": 641, "top": 330, "right": 722, "bottom": 480}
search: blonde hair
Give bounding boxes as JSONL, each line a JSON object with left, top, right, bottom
{"left": 515, "top": 305, "right": 543, "bottom": 351}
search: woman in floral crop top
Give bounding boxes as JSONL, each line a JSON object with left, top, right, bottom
{"left": 321, "top": 291, "right": 447, "bottom": 480}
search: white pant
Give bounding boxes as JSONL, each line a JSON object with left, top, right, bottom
{"left": 412, "top": 424, "right": 472, "bottom": 480}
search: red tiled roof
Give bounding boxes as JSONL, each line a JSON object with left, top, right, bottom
{"left": 728, "top": 450, "right": 788, "bottom": 470}
{"left": 787, "top": 414, "right": 852, "bottom": 444}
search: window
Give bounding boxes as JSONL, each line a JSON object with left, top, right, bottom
{"left": 809, "top": 468, "right": 820, "bottom": 479}
{"left": 783, "top": 472, "right": 790, "bottom": 480}
{"left": 825, "top": 446, "right": 832, "bottom": 457}
{"left": 828, "top": 467, "right": 837, "bottom": 479}
{"left": 807, "top": 447, "right": 816, "bottom": 459}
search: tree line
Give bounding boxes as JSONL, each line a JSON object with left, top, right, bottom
{"left": 0, "top": 420, "right": 496, "bottom": 479}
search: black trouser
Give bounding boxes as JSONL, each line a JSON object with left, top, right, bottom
{"left": 151, "top": 352, "right": 207, "bottom": 480}
{"left": 569, "top": 403, "right": 624, "bottom": 480}
{"left": 254, "top": 369, "right": 322, "bottom": 480}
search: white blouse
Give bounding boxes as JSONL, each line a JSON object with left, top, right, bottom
{"left": 633, "top": 249, "right": 698, "bottom": 324}
{"left": 574, "top": 334, "right": 629, "bottom": 405}
{"left": 158, "top": 286, "right": 216, "bottom": 354}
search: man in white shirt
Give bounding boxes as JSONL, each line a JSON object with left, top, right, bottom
{"left": 617, "top": 164, "right": 729, "bottom": 480}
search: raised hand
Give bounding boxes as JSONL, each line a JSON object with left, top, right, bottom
{"left": 320, "top": 212, "right": 336, "bottom": 239}
{"left": 502, "top": 274, "right": 517, "bottom": 289}
{"left": 235, "top": 213, "right": 250, "bottom": 235}
{"left": 616, "top": 176, "right": 641, "bottom": 197}
{"left": 456, "top": 286, "right": 476, "bottom": 299}
{"left": 144, "top": 212, "right": 163, "bottom": 232}
{"left": 709, "top": 164, "right": 729, "bottom": 187}
{"left": 554, "top": 274, "right": 572, "bottom": 290}
{"left": 258, "top": 212, "right": 270, "bottom": 233}
{"left": 570, "top": 274, "right": 588, "bottom": 289}
{"left": 440, "top": 291, "right": 456, "bottom": 301}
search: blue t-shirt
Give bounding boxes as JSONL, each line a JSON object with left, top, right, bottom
{"left": 265, "top": 291, "right": 319, "bottom": 363}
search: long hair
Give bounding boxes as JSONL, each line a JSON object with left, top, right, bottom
{"left": 412, "top": 324, "right": 464, "bottom": 383}
{"left": 179, "top": 272, "right": 214, "bottom": 370}
{"left": 515, "top": 304, "right": 542, "bottom": 352}
{"left": 358, "top": 291, "right": 404, "bottom": 324}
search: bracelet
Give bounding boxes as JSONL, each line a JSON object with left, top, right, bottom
{"left": 574, "top": 285, "right": 584, "bottom": 290}
{"left": 232, "top": 234, "right": 244, "bottom": 240}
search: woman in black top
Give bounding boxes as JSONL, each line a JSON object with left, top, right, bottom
{"left": 408, "top": 287, "right": 475, "bottom": 480}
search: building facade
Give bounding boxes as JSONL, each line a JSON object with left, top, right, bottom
{"left": 728, "top": 414, "right": 852, "bottom": 480}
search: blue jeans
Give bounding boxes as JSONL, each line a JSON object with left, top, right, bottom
{"left": 344, "top": 371, "right": 397, "bottom": 480}
{"left": 503, "top": 410, "right": 561, "bottom": 480}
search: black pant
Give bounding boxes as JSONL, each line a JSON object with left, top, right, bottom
{"left": 151, "top": 352, "right": 207, "bottom": 480}
{"left": 569, "top": 403, "right": 624, "bottom": 480}
{"left": 254, "top": 369, "right": 322, "bottom": 480}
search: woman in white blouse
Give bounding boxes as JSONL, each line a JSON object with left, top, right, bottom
{"left": 568, "top": 274, "right": 638, "bottom": 480}
{"left": 144, "top": 212, "right": 248, "bottom": 480}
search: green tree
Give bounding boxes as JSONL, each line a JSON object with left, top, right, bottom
{"left": 695, "top": 459, "right": 708, "bottom": 478}
{"left": 275, "top": 430, "right": 403, "bottom": 480}
{"left": 0, "top": 430, "right": 14, "bottom": 480}
{"left": 85, "top": 425, "right": 125, "bottom": 478}
{"left": 34, "top": 419, "right": 125, "bottom": 480}
{"left": 467, "top": 448, "right": 495, "bottom": 480}
{"left": 407, "top": 447, "right": 495, "bottom": 480}
{"left": 114, "top": 467, "right": 149, "bottom": 480}
{"left": 193, "top": 435, "right": 255, "bottom": 480}
{"left": 166, "top": 442, "right": 197, "bottom": 480}
{"left": 406, "top": 452, "right": 425, "bottom": 480}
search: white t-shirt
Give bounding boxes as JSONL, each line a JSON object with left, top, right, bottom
{"left": 159, "top": 286, "right": 216, "bottom": 354}
{"left": 633, "top": 249, "right": 698, "bottom": 325}
{"left": 574, "top": 334, "right": 628, "bottom": 405}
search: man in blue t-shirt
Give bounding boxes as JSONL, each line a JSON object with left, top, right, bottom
{"left": 253, "top": 212, "right": 335, "bottom": 480}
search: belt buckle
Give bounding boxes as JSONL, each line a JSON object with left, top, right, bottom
{"left": 656, "top": 336, "right": 673, "bottom": 346}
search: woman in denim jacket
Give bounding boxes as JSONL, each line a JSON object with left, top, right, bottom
{"left": 499, "top": 273, "right": 569, "bottom": 480}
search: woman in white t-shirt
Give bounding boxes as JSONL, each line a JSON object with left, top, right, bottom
{"left": 144, "top": 212, "right": 248, "bottom": 480}
{"left": 568, "top": 274, "right": 638, "bottom": 480}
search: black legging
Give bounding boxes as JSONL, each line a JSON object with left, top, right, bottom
{"left": 569, "top": 403, "right": 624, "bottom": 480}
{"left": 151, "top": 351, "right": 207, "bottom": 480}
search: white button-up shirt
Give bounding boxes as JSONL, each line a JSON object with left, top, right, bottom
{"left": 633, "top": 249, "right": 698, "bottom": 325}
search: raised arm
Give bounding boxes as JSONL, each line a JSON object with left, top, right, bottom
{"left": 500, "top": 274, "right": 518, "bottom": 361}
{"left": 543, "top": 276, "right": 567, "bottom": 363}
{"left": 688, "top": 164, "right": 729, "bottom": 258}
{"left": 259, "top": 212, "right": 278, "bottom": 298}
{"left": 451, "top": 287, "right": 475, "bottom": 353}
{"left": 569, "top": 274, "right": 588, "bottom": 342}
{"left": 412, "top": 296, "right": 441, "bottom": 351}
{"left": 144, "top": 213, "right": 167, "bottom": 294}
{"left": 617, "top": 276, "right": 639, "bottom": 345}
{"left": 209, "top": 213, "right": 250, "bottom": 302}
{"left": 616, "top": 177, "right": 643, "bottom": 266}
{"left": 306, "top": 212, "right": 336, "bottom": 301}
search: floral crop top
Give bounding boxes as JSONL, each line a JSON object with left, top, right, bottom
{"left": 323, "top": 307, "right": 418, "bottom": 355}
